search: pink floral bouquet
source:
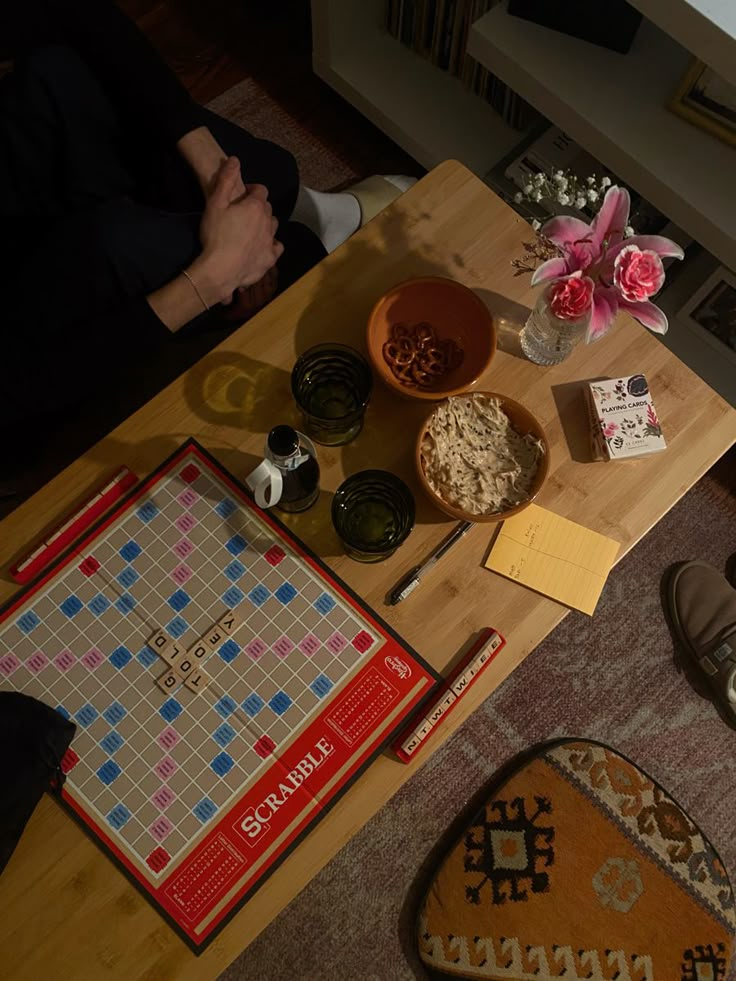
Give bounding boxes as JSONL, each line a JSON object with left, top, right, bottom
{"left": 523, "top": 184, "right": 684, "bottom": 341}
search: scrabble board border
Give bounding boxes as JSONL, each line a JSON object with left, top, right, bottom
{"left": 1, "top": 437, "right": 441, "bottom": 952}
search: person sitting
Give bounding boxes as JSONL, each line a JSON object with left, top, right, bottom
{"left": 0, "top": 0, "right": 413, "bottom": 436}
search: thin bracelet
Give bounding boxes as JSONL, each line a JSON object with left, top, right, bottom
{"left": 182, "top": 269, "right": 210, "bottom": 311}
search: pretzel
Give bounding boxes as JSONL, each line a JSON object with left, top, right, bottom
{"left": 390, "top": 362, "right": 415, "bottom": 385}
{"left": 410, "top": 362, "right": 434, "bottom": 387}
{"left": 390, "top": 322, "right": 412, "bottom": 341}
{"left": 382, "top": 339, "right": 415, "bottom": 367}
{"left": 413, "top": 322, "right": 434, "bottom": 348}
{"left": 440, "top": 338, "right": 464, "bottom": 371}
{"left": 382, "top": 321, "right": 465, "bottom": 389}
{"left": 418, "top": 346, "right": 448, "bottom": 376}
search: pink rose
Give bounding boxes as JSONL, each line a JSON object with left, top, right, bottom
{"left": 547, "top": 271, "right": 594, "bottom": 322}
{"left": 613, "top": 245, "right": 665, "bottom": 302}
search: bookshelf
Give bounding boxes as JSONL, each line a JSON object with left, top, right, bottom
{"left": 626, "top": 0, "right": 736, "bottom": 87}
{"left": 467, "top": 6, "right": 736, "bottom": 272}
{"left": 311, "top": 0, "right": 535, "bottom": 176}
{"left": 313, "top": 1, "right": 735, "bottom": 270}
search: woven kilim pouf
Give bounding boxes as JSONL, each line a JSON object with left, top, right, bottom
{"left": 417, "top": 740, "right": 735, "bottom": 980}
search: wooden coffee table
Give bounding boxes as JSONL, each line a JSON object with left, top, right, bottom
{"left": 1, "top": 161, "right": 734, "bottom": 980}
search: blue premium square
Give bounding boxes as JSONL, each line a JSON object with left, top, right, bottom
{"left": 117, "top": 566, "right": 139, "bottom": 588}
{"left": 214, "top": 695, "right": 237, "bottom": 718}
{"left": 275, "top": 582, "right": 297, "bottom": 605}
{"left": 211, "top": 752, "right": 234, "bottom": 777}
{"left": 159, "top": 698, "right": 183, "bottom": 723}
{"left": 310, "top": 674, "right": 333, "bottom": 698}
{"left": 75, "top": 703, "right": 99, "bottom": 728}
{"left": 137, "top": 501, "right": 159, "bottom": 523}
{"left": 88, "top": 594, "right": 111, "bottom": 616}
{"left": 115, "top": 593, "right": 136, "bottom": 615}
{"left": 222, "top": 587, "right": 244, "bottom": 608}
{"left": 314, "top": 593, "right": 336, "bottom": 615}
{"left": 103, "top": 701, "right": 126, "bottom": 725}
{"left": 168, "top": 589, "right": 191, "bottom": 612}
{"left": 97, "top": 760, "right": 122, "bottom": 785}
{"left": 224, "top": 559, "right": 245, "bottom": 581}
{"left": 247, "top": 584, "right": 270, "bottom": 607}
{"left": 225, "top": 533, "right": 247, "bottom": 555}
{"left": 100, "top": 730, "right": 124, "bottom": 755}
{"left": 60, "top": 595, "right": 83, "bottom": 618}
{"left": 137, "top": 646, "right": 159, "bottom": 669}
{"left": 110, "top": 646, "right": 132, "bottom": 670}
{"left": 55, "top": 705, "right": 70, "bottom": 720}
{"left": 213, "top": 723, "right": 236, "bottom": 748}
{"left": 119, "top": 540, "right": 141, "bottom": 562}
{"left": 218, "top": 639, "right": 240, "bottom": 664}
{"left": 107, "top": 804, "right": 131, "bottom": 830}
{"left": 17, "top": 611, "right": 40, "bottom": 634}
{"left": 215, "top": 498, "right": 237, "bottom": 520}
{"left": 168, "top": 589, "right": 192, "bottom": 613}
{"left": 167, "top": 616, "right": 188, "bottom": 638}
{"left": 193, "top": 798, "right": 217, "bottom": 823}
{"left": 242, "top": 693, "right": 264, "bottom": 717}
{"left": 269, "top": 691, "right": 292, "bottom": 716}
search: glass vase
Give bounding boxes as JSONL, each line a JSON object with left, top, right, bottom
{"left": 520, "top": 288, "right": 589, "bottom": 366}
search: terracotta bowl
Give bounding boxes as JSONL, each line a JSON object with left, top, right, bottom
{"left": 415, "top": 391, "right": 550, "bottom": 523}
{"left": 366, "top": 276, "right": 496, "bottom": 401}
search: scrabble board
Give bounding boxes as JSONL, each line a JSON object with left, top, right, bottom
{"left": 0, "top": 440, "right": 438, "bottom": 951}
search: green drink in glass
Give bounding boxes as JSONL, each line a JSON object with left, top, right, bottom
{"left": 332, "top": 470, "right": 415, "bottom": 562}
{"left": 291, "top": 343, "right": 373, "bottom": 446}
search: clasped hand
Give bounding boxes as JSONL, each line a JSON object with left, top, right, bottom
{"left": 196, "top": 156, "right": 283, "bottom": 305}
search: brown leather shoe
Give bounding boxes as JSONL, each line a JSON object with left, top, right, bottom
{"left": 667, "top": 560, "right": 736, "bottom": 726}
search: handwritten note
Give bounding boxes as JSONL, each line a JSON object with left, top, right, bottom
{"left": 484, "top": 504, "right": 620, "bottom": 615}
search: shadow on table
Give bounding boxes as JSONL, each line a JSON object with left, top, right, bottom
{"left": 551, "top": 379, "right": 602, "bottom": 464}
{"left": 277, "top": 488, "right": 341, "bottom": 560}
{"left": 182, "top": 349, "right": 296, "bottom": 437}
{"left": 474, "top": 288, "right": 531, "bottom": 360}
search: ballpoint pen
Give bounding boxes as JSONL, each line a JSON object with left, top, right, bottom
{"left": 388, "top": 520, "right": 474, "bottom": 605}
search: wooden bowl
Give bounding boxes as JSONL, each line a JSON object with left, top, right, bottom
{"left": 415, "top": 391, "right": 550, "bottom": 522}
{"left": 366, "top": 276, "right": 496, "bottom": 401}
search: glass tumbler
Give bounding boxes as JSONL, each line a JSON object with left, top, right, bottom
{"left": 332, "top": 470, "right": 415, "bottom": 562}
{"left": 291, "top": 343, "right": 373, "bottom": 446}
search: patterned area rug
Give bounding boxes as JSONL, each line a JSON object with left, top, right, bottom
{"left": 208, "top": 80, "right": 363, "bottom": 191}
{"left": 210, "top": 82, "right": 736, "bottom": 981}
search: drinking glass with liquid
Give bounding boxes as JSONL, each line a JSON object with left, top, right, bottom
{"left": 291, "top": 343, "right": 373, "bottom": 446}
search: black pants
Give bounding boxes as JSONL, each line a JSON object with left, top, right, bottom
{"left": 0, "top": 46, "right": 326, "bottom": 427}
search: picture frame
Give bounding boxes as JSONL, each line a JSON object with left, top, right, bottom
{"left": 670, "top": 60, "right": 736, "bottom": 147}
{"left": 678, "top": 266, "right": 736, "bottom": 364}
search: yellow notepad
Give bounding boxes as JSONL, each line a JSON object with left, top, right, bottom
{"left": 485, "top": 504, "right": 620, "bottom": 615}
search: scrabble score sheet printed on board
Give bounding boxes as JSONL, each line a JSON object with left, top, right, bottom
{"left": 0, "top": 440, "right": 438, "bottom": 951}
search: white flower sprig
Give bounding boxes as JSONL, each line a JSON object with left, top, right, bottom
{"left": 514, "top": 170, "right": 614, "bottom": 211}
{"left": 514, "top": 170, "right": 636, "bottom": 236}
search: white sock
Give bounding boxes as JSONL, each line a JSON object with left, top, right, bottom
{"left": 292, "top": 186, "right": 361, "bottom": 254}
{"left": 292, "top": 176, "right": 417, "bottom": 253}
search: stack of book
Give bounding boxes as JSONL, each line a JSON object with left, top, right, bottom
{"left": 386, "top": 0, "right": 538, "bottom": 131}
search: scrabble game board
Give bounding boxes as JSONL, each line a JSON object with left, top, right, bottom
{"left": 0, "top": 440, "right": 438, "bottom": 950}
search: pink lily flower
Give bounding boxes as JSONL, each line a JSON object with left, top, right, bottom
{"left": 531, "top": 186, "right": 684, "bottom": 341}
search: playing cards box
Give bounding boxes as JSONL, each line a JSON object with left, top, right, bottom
{"left": 586, "top": 374, "right": 666, "bottom": 460}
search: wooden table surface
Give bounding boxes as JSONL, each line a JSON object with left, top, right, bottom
{"left": 1, "top": 160, "right": 734, "bottom": 981}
